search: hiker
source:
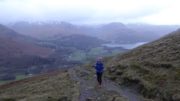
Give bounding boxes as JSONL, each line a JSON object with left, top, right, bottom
{"left": 94, "top": 57, "right": 104, "bottom": 87}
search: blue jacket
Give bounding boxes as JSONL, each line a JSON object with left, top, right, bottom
{"left": 95, "top": 61, "right": 104, "bottom": 73}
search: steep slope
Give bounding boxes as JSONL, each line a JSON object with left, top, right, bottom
{"left": 0, "top": 24, "right": 53, "bottom": 76}
{"left": 0, "top": 71, "right": 80, "bottom": 101}
{"left": 0, "top": 24, "right": 53, "bottom": 58}
{"left": 0, "top": 67, "right": 130, "bottom": 101}
{"left": 105, "top": 29, "right": 180, "bottom": 101}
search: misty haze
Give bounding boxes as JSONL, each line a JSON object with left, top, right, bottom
{"left": 0, "top": 0, "right": 180, "bottom": 101}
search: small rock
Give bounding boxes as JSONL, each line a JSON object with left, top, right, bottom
{"left": 80, "top": 72, "right": 89, "bottom": 77}
{"left": 0, "top": 98, "right": 16, "bottom": 101}
{"left": 172, "top": 94, "right": 180, "bottom": 101}
{"left": 58, "top": 96, "right": 69, "bottom": 101}
{"left": 109, "top": 76, "right": 117, "bottom": 81}
{"left": 111, "top": 96, "right": 127, "bottom": 101}
{"left": 115, "top": 70, "right": 123, "bottom": 75}
{"left": 86, "top": 98, "right": 93, "bottom": 101}
{"left": 109, "top": 67, "right": 116, "bottom": 73}
{"left": 97, "top": 97, "right": 101, "bottom": 100}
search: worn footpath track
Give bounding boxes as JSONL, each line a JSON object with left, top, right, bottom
{"left": 68, "top": 67, "right": 144, "bottom": 101}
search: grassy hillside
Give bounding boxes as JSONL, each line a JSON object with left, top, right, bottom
{"left": 0, "top": 24, "right": 53, "bottom": 58}
{"left": 0, "top": 71, "right": 79, "bottom": 101}
{"left": 0, "top": 24, "right": 54, "bottom": 81}
{"left": 105, "top": 29, "right": 180, "bottom": 101}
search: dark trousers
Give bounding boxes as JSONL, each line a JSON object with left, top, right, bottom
{"left": 96, "top": 72, "right": 103, "bottom": 85}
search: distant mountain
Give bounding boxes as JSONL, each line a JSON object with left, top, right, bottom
{"left": 9, "top": 21, "right": 179, "bottom": 44}
{"left": 0, "top": 24, "right": 53, "bottom": 76}
{"left": 94, "top": 23, "right": 179, "bottom": 43}
{"left": 127, "top": 24, "right": 180, "bottom": 41}
{"left": 106, "top": 29, "right": 180, "bottom": 101}
{"left": 0, "top": 24, "right": 52, "bottom": 58}
{"left": 9, "top": 21, "right": 84, "bottom": 39}
{"left": 96, "top": 22, "right": 142, "bottom": 43}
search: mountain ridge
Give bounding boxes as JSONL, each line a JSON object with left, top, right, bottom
{"left": 0, "top": 24, "right": 54, "bottom": 79}
{"left": 0, "top": 24, "right": 53, "bottom": 58}
{"left": 105, "top": 29, "right": 180, "bottom": 101}
{"left": 8, "top": 21, "right": 179, "bottom": 43}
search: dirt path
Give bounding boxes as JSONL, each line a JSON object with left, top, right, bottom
{"left": 68, "top": 67, "right": 144, "bottom": 101}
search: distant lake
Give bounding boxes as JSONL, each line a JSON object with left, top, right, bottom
{"left": 102, "top": 42, "right": 147, "bottom": 49}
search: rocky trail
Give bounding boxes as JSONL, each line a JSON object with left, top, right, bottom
{"left": 68, "top": 67, "right": 145, "bottom": 101}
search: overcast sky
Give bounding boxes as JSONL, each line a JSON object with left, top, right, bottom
{"left": 0, "top": 0, "right": 180, "bottom": 25}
